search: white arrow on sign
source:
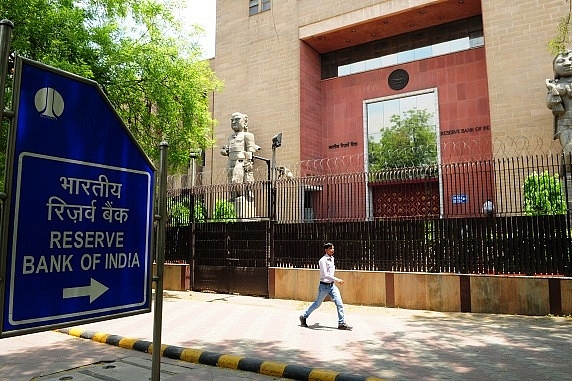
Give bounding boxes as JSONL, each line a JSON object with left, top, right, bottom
{"left": 63, "top": 278, "right": 109, "bottom": 303}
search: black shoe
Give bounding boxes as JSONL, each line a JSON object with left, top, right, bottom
{"left": 338, "top": 323, "right": 352, "bottom": 330}
{"left": 299, "top": 316, "right": 308, "bottom": 327}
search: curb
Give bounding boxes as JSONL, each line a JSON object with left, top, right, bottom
{"left": 56, "top": 328, "right": 385, "bottom": 381}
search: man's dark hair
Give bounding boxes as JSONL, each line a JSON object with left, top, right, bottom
{"left": 323, "top": 242, "right": 334, "bottom": 250}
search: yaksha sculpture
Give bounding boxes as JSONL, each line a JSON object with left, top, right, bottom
{"left": 220, "top": 112, "right": 260, "bottom": 189}
{"left": 547, "top": 50, "right": 572, "bottom": 155}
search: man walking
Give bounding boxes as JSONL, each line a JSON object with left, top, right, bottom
{"left": 299, "top": 243, "right": 352, "bottom": 330}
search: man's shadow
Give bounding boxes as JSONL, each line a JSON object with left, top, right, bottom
{"left": 301, "top": 323, "right": 337, "bottom": 330}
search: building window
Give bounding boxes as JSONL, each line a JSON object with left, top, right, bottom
{"left": 322, "top": 16, "right": 483, "bottom": 79}
{"left": 249, "top": 0, "right": 271, "bottom": 16}
{"left": 365, "top": 89, "right": 439, "bottom": 171}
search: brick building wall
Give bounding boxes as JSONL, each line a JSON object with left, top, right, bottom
{"left": 482, "top": 0, "right": 564, "bottom": 152}
{"left": 208, "top": 0, "right": 567, "bottom": 184}
{"left": 209, "top": 0, "right": 302, "bottom": 184}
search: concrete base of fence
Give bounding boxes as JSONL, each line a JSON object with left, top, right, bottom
{"left": 152, "top": 263, "right": 190, "bottom": 291}
{"left": 269, "top": 268, "right": 572, "bottom": 316}
{"left": 155, "top": 264, "right": 572, "bottom": 316}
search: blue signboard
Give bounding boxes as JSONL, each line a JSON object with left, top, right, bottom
{"left": 452, "top": 194, "right": 468, "bottom": 204}
{"left": 1, "top": 58, "right": 155, "bottom": 336}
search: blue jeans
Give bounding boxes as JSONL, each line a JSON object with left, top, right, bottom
{"left": 302, "top": 283, "right": 345, "bottom": 324}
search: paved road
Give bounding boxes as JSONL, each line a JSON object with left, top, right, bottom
{"left": 1, "top": 290, "right": 571, "bottom": 380}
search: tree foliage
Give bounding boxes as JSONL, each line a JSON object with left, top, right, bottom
{"left": 523, "top": 171, "right": 567, "bottom": 216}
{"left": 168, "top": 200, "right": 190, "bottom": 226}
{"left": 167, "top": 198, "right": 205, "bottom": 225}
{"left": 368, "top": 108, "right": 437, "bottom": 170}
{"left": 212, "top": 199, "right": 236, "bottom": 222}
{"left": 1, "top": 0, "right": 222, "bottom": 172}
{"left": 548, "top": 0, "right": 572, "bottom": 56}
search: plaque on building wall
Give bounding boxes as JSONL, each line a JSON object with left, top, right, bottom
{"left": 388, "top": 69, "right": 409, "bottom": 90}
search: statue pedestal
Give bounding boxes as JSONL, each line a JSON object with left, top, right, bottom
{"left": 566, "top": 173, "right": 572, "bottom": 211}
{"left": 235, "top": 196, "right": 256, "bottom": 221}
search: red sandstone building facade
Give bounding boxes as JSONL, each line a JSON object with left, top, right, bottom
{"left": 205, "top": 0, "right": 565, "bottom": 220}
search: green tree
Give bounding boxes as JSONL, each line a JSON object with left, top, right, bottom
{"left": 1, "top": 0, "right": 222, "bottom": 173}
{"left": 548, "top": 0, "right": 572, "bottom": 55}
{"left": 368, "top": 108, "right": 437, "bottom": 170}
{"left": 523, "top": 171, "right": 567, "bottom": 215}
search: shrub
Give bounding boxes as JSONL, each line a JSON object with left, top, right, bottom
{"left": 168, "top": 201, "right": 190, "bottom": 225}
{"left": 523, "top": 171, "right": 567, "bottom": 215}
{"left": 193, "top": 201, "right": 206, "bottom": 223}
{"left": 212, "top": 199, "right": 236, "bottom": 222}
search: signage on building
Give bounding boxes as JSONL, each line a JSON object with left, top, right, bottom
{"left": 1, "top": 58, "right": 155, "bottom": 337}
{"left": 452, "top": 194, "right": 468, "bottom": 204}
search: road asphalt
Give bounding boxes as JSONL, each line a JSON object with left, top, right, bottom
{"left": 1, "top": 290, "right": 571, "bottom": 380}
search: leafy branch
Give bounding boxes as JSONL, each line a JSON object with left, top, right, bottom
{"left": 548, "top": 0, "right": 572, "bottom": 56}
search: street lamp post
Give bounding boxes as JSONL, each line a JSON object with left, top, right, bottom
{"left": 270, "top": 133, "right": 282, "bottom": 221}
{"left": 270, "top": 133, "right": 282, "bottom": 267}
{"left": 271, "top": 133, "right": 282, "bottom": 183}
{"left": 189, "top": 150, "right": 200, "bottom": 187}
{"left": 188, "top": 150, "right": 200, "bottom": 293}
{"left": 252, "top": 133, "right": 282, "bottom": 266}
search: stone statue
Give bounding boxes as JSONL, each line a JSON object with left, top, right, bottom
{"left": 547, "top": 50, "right": 572, "bottom": 155}
{"left": 220, "top": 113, "right": 261, "bottom": 220}
{"left": 220, "top": 112, "right": 260, "bottom": 186}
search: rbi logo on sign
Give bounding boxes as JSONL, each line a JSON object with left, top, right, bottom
{"left": 35, "top": 87, "right": 64, "bottom": 119}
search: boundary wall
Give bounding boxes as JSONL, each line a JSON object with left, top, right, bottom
{"left": 159, "top": 264, "right": 571, "bottom": 316}
{"left": 269, "top": 268, "right": 572, "bottom": 316}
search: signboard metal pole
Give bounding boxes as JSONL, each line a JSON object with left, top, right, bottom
{"left": 0, "top": 19, "right": 14, "bottom": 337}
{"left": 0, "top": 19, "right": 14, "bottom": 119}
{"left": 151, "top": 141, "right": 168, "bottom": 381}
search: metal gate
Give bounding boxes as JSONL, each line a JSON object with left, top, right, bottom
{"left": 193, "top": 221, "right": 269, "bottom": 296}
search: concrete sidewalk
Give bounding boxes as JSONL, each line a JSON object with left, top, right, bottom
{"left": 1, "top": 290, "right": 571, "bottom": 380}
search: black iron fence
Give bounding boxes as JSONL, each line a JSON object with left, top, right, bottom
{"left": 273, "top": 217, "right": 570, "bottom": 275}
{"left": 165, "top": 154, "right": 572, "bottom": 276}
